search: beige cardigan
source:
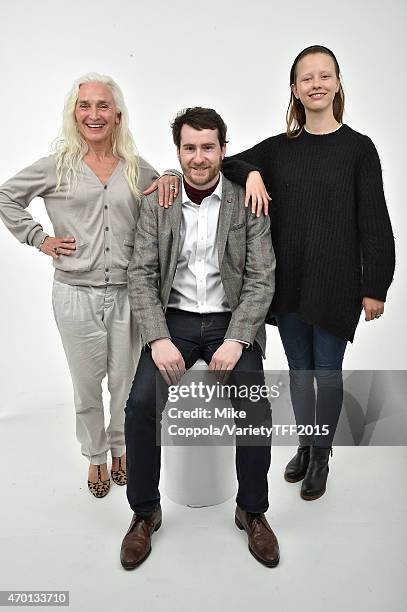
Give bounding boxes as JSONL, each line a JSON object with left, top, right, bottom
{"left": 0, "top": 155, "right": 158, "bottom": 286}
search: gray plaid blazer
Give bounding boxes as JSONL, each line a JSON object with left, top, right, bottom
{"left": 127, "top": 175, "right": 275, "bottom": 357}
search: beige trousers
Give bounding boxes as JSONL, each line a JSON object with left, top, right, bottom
{"left": 52, "top": 279, "right": 141, "bottom": 464}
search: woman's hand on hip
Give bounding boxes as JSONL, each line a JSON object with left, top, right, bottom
{"left": 41, "top": 236, "right": 76, "bottom": 259}
{"left": 362, "top": 297, "right": 385, "bottom": 321}
{"left": 245, "top": 170, "right": 271, "bottom": 217}
{"left": 143, "top": 175, "right": 181, "bottom": 208}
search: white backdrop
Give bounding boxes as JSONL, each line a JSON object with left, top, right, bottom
{"left": 0, "top": 0, "right": 405, "bottom": 410}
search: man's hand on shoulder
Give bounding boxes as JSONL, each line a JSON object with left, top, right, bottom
{"left": 208, "top": 340, "right": 244, "bottom": 382}
{"left": 151, "top": 338, "right": 186, "bottom": 385}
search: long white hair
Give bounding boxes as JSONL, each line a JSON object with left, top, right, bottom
{"left": 53, "top": 72, "right": 140, "bottom": 197}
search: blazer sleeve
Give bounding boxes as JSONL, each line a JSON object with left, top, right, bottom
{"left": 127, "top": 195, "right": 170, "bottom": 346}
{"left": 357, "top": 138, "right": 395, "bottom": 301}
{"left": 224, "top": 211, "right": 275, "bottom": 346}
{"left": 0, "top": 157, "right": 54, "bottom": 248}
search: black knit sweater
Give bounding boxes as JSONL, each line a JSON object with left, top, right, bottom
{"left": 222, "top": 125, "right": 395, "bottom": 341}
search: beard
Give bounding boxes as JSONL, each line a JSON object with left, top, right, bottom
{"left": 181, "top": 161, "right": 222, "bottom": 188}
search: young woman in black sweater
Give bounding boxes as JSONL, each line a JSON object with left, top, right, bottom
{"left": 220, "top": 45, "right": 395, "bottom": 500}
{"left": 149, "top": 45, "right": 395, "bottom": 500}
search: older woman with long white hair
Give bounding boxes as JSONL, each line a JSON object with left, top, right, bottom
{"left": 0, "top": 73, "right": 164, "bottom": 498}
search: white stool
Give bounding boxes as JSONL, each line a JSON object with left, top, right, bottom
{"left": 163, "top": 359, "right": 236, "bottom": 507}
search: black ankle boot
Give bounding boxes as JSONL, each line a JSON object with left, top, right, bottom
{"left": 300, "top": 446, "right": 333, "bottom": 501}
{"left": 284, "top": 445, "right": 311, "bottom": 483}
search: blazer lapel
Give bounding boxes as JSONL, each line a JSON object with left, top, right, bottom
{"left": 169, "top": 190, "right": 182, "bottom": 235}
{"left": 217, "top": 178, "right": 235, "bottom": 268}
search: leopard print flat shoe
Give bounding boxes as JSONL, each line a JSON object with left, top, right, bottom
{"left": 87, "top": 465, "right": 110, "bottom": 498}
{"left": 111, "top": 456, "right": 127, "bottom": 486}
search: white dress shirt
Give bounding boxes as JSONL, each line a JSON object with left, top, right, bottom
{"left": 168, "top": 175, "right": 231, "bottom": 313}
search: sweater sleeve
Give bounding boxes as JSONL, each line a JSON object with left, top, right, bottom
{"left": 221, "top": 137, "right": 274, "bottom": 188}
{"left": 357, "top": 138, "right": 395, "bottom": 301}
{"left": 137, "top": 156, "right": 160, "bottom": 192}
{"left": 0, "top": 157, "right": 54, "bottom": 248}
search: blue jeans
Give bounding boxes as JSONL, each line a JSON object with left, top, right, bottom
{"left": 125, "top": 309, "right": 272, "bottom": 516}
{"left": 275, "top": 313, "right": 347, "bottom": 448}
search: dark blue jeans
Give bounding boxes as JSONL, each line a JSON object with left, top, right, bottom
{"left": 125, "top": 309, "right": 272, "bottom": 516}
{"left": 275, "top": 313, "right": 347, "bottom": 448}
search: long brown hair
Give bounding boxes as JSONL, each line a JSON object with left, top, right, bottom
{"left": 286, "top": 45, "right": 345, "bottom": 138}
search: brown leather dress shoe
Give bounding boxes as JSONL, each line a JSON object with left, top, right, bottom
{"left": 120, "top": 506, "right": 162, "bottom": 570}
{"left": 235, "top": 506, "right": 280, "bottom": 567}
